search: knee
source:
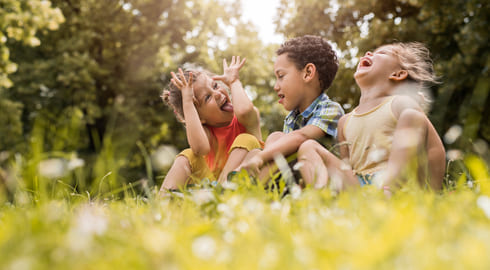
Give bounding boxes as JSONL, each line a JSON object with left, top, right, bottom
{"left": 297, "top": 139, "right": 322, "bottom": 157}
{"left": 230, "top": 133, "right": 262, "bottom": 152}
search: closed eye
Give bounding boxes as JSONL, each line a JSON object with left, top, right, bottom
{"left": 204, "top": 94, "right": 211, "bottom": 102}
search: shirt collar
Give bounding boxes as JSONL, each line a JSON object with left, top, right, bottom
{"left": 288, "top": 93, "right": 329, "bottom": 119}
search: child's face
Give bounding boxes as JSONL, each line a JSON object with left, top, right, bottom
{"left": 354, "top": 45, "right": 402, "bottom": 84}
{"left": 273, "top": 53, "right": 309, "bottom": 112}
{"left": 193, "top": 74, "right": 234, "bottom": 127}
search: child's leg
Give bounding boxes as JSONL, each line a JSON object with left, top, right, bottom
{"left": 160, "top": 155, "right": 192, "bottom": 191}
{"left": 218, "top": 133, "right": 263, "bottom": 183}
{"left": 160, "top": 149, "right": 211, "bottom": 191}
{"left": 297, "top": 140, "right": 357, "bottom": 189}
{"left": 254, "top": 131, "right": 286, "bottom": 183}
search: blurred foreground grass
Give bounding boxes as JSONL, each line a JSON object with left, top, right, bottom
{"left": 0, "top": 155, "right": 489, "bottom": 269}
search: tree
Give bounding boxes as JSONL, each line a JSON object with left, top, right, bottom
{"left": 0, "top": 0, "right": 64, "bottom": 151}
{"left": 6, "top": 0, "right": 273, "bottom": 190}
{"left": 276, "top": 0, "right": 489, "bottom": 156}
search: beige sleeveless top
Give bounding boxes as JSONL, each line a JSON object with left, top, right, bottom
{"left": 343, "top": 96, "right": 397, "bottom": 175}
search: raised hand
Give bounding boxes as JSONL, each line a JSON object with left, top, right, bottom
{"left": 171, "top": 68, "right": 196, "bottom": 102}
{"left": 212, "top": 56, "right": 246, "bottom": 86}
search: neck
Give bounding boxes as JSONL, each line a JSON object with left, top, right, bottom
{"left": 298, "top": 87, "right": 322, "bottom": 113}
{"left": 358, "top": 80, "right": 396, "bottom": 104}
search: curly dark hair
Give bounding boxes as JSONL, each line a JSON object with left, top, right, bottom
{"left": 276, "top": 35, "right": 338, "bottom": 91}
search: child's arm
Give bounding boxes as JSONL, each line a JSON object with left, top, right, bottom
{"left": 384, "top": 95, "right": 445, "bottom": 189}
{"left": 425, "top": 118, "right": 446, "bottom": 190}
{"left": 213, "top": 56, "right": 262, "bottom": 140}
{"left": 171, "top": 69, "right": 211, "bottom": 156}
{"left": 337, "top": 114, "right": 350, "bottom": 160}
{"left": 238, "top": 125, "right": 326, "bottom": 176}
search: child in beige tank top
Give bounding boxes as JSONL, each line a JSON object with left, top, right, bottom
{"left": 296, "top": 42, "right": 446, "bottom": 194}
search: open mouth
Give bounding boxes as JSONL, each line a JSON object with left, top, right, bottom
{"left": 359, "top": 57, "right": 372, "bottom": 68}
{"left": 220, "top": 98, "right": 233, "bottom": 112}
{"left": 278, "top": 94, "right": 285, "bottom": 104}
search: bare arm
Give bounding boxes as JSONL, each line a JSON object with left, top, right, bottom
{"left": 172, "top": 69, "right": 211, "bottom": 156}
{"left": 337, "top": 114, "right": 350, "bottom": 160}
{"left": 426, "top": 118, "right": 446, "bottom": 190}
{"left": 237, "top": 125, "right": 326, "bottom": 176}
{"left": 383, "top": 95, "right": 430, "bottom": 188}
{"left": 213, "top": 56, "right": 262, "bottom": 140}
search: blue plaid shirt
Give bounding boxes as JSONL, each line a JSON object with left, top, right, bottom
{"left": 283, "top": 93, "right": 344, "bottom": 138}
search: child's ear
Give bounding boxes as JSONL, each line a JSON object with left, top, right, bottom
{"left": 303, "top": 63, "right": 316, "bottom": 81}
{"left": 389, "top": 70, "right": 409, "bottom": 81}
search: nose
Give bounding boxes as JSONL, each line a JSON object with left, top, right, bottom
{"left": 273, "top": 81, "right": 280, "bottom": 92}
{"left": 213, "top": 91, "right": 222, "bottom": 99}
{"left": 365, "top": 51, "right": 373, "bottom": 56}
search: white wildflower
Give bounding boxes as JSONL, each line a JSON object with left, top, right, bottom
{"left": 217, "top": 203, "right": 234, "bottom": 218}
{"left": 151, "top": 145, "right": 178, "bottom": 171}
{"left": 38, "top": 158, "right": 67, "bottom": 179}
{"left": 270, "top": 201, "right": 282, "bottom": 211}
{"left": 477, "top": 195, "right": 490, "bottom": 219}
{"left": 236, "top": 221, "right": 250, "bottom": 233}
{"left": 74, "top": 205, "right": 108, "bottom": 236}
{"left": 221, "top": 181, "right": 238, "bottom": 190}
{"left": 223, "top": 231, "right": 235, "bottom": 243}
{"left": 67, "top": 156, "right": 85, "bottom": 170}
{"left": 243, "top": 198, "right": 263, "bottom": 215}
{"left": 67, "top": 204, "right": 108, "bottom": 252}
{"left": 192, "top": 235, "right": 216, "bottom": 260}
{"left": 290, "top": 184, "right": 302, "bottom": 199}
{"left": 446, "top": 149, "right": 463, "bottom": 161}
{"left": 444, "top": 125, "right": 462, "bottom": 144}
{"left": 292, "top": 161, "right": 304, "bottom": 171}
{"left": 473, "top": 139, "right": 488, "bottom": 156}
{"left": 191, "top": 189, "right": 215, "bottom": 205}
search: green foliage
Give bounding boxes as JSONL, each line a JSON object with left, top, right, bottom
{"left": 0, "top": 0, "right": 64, "bottom": 88}
{"left": 276, "top": 0, "right": 489, "bottom": 156}
{"left": 5, "top": 0, "right": 275, "bottom": 185}
{"left": 0, "top": 98, "right": 23, "bottom": 149}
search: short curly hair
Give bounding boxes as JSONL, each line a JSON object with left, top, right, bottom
{"left": 276, "top": 35, "right": 338, "bottom": 91}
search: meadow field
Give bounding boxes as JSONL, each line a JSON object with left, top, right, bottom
{"left": 1, "top": 155, "right": 489, "bottom": 270}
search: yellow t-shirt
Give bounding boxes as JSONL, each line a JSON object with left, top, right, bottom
{"left": 343, "top": 96, "right": 397, "bottom": 175}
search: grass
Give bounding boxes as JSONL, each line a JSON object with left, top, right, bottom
{"left": 0, "top": 153, "right": 489, "bottom": 269}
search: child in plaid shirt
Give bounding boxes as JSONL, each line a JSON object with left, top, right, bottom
{"left": 235, "top": 35, "right": 344, "bottom": 186}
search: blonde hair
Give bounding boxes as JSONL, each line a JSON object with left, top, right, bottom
{"left": 386, "top": 42, "right": 439, "bottom": 113}
{"left": 385, "top": 42, "right": 440, "bottom": 87}
{"left": 160, "top": 68, "right": 215, "bottom": 124}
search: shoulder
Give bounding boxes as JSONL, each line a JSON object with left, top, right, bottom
{"left": 338, "top": 112, "right": 351, "bottom": 126}
{"left": 312, "top": 94, "right": 344, "bottom": 118}
{"left": 391, "top": 95, "right": 423, "bottom": 119}
{"left": 337, "top": 112, "right": 352, "bottom": 134}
